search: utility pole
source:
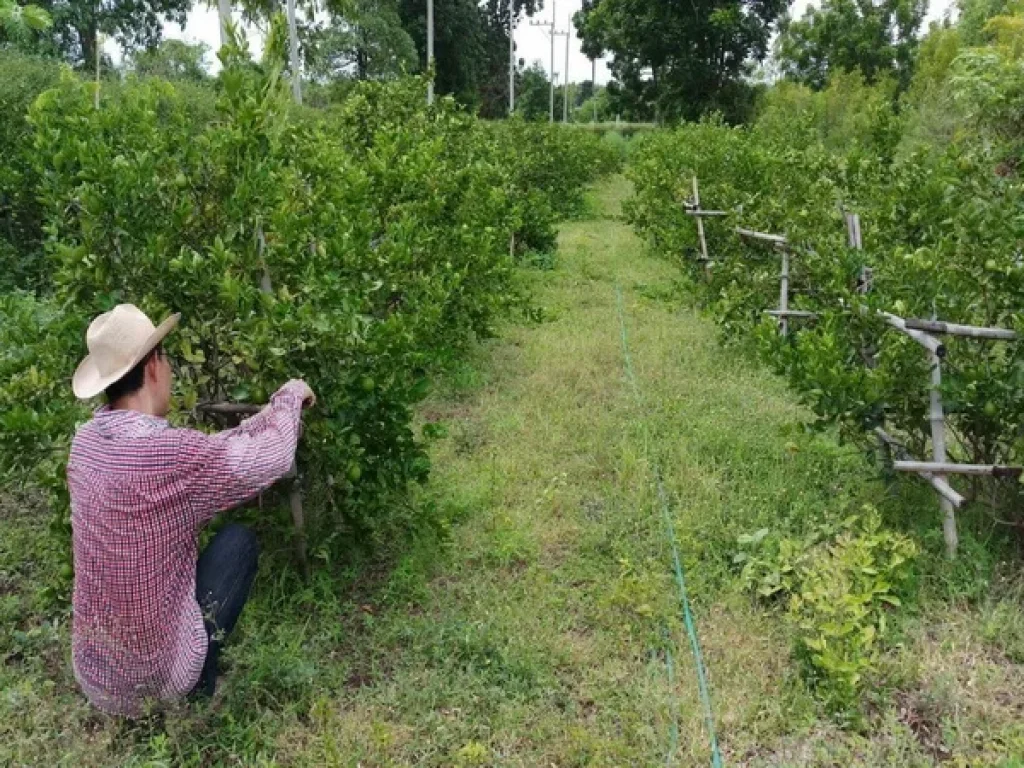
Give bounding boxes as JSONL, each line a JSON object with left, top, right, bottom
{"left": 218, "top": 0, "right": 231, "bottom": 48}
{"left": 94, "top": 30, "right": 101, "bottom": 110}
{"left": 427, "top": 0, "right": 435, "bottom": 105}
{"left": 592, "top": 58, "right": 597, "bottom": 123}
{"left": 508, "top": 0, "right": 515, "bottom": 115}
{"left": 529, "top": 0, "right": 564, "bottom": 123}
{"left": 286, "top": 0, "right": 302, "bottom": 103}
{"left": 563, "top": 13, "right": 570, "bottom": 123}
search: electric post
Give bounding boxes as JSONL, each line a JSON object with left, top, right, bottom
{"left": 508, "top": 0, "right": 515, "bottom": 115}
{"left": 562, "top": 14, "right": 570, "bottom": 123}
{"left": 286, "top": 0, "right": 302, "bottom": 103}
{"left": 427, "top": 0, "right": 435, "bottom": 105}
{"left": 218, "top": 0, "right": 231, "bottom": 47}
{"left": 529, "top": 0, "right": 559, "bottom": 122}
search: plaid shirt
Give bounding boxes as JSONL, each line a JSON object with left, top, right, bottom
{"left": 67, "top": 381, "right": 305, "bottom": 716}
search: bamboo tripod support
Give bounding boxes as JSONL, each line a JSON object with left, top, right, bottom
{"left": 687, "top": 178, "right": 1022, "bottom": 557}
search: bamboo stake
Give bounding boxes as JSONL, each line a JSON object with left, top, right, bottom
{"left": 845, "top": 212, "right": 862, "bottom": 250}
{"left": 765, "top": 309, "right": 817, "bottom": 319}
{"left": 288, "top": 476, "right": 311, "bottom": 579}
{"left": 893, "top": 461, "right": 1023, "bottom": 479}
{"left": 778, "top": 249, "right": 790, "bottom": 337}
{"left": 685, "top": 210, "right": 729, "bottom": 217}
{"left": 929, "top": 350, "right": 958, "bottom": 557}
{"left": 904, "top": 318, "right": 1017, "bottom": 340}
{"left": 94, "top": 30, "right": 101, "bottom": 110}
{"left": 692, "top": 176, "right": 710, "bottom": 278}
{"left": 692, "top": 177, "right": 709, "bottom": 260}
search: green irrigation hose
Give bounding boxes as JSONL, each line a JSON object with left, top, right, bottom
{"left": 615, "top": 285, "right": 724, "bottom": 768}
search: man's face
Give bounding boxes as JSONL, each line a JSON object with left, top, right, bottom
{"left": 149, "top": 350, "right": 173, "bottom": 417}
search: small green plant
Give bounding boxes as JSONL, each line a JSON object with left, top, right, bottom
{"left": 736, "top": 507, "right": 917, "bottom": 715}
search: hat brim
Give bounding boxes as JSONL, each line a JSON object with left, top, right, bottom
{"left": 72, "top": 313, "right": 180, "bottom": 400}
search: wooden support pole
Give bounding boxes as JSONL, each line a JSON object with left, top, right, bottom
{"left": 929, "top": 350, "right": 958, "bottom": 557}
{"left": 845, "top": 212, "right": 862, "bottom": 250}
{"left": 288, "top": 474, "right": 311, "bottom": 579}
{"left": 904, "top": 318, "right": 1017, "bottom": 341}
{"left": 893, "top": 461, "right": 1023, "bottom": 479}
{"left": 924, "top": 473, "right": 966, "bottom": 509}
{"left": 692, "top": 176, "right": 710, "bottom": 278}
{"left": 778, "top": 249, "right": 790, "bottom": 337}
{"left": 685, "top": 210, "right": 729, "bottom": 217}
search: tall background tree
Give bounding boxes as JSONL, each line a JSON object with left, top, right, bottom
{"left": 398, "top": 0, "right": 539, "bottom": 116}
{"left": 776, "top": 0, "right": 928, "bottom": 91}
{"left": 313, "top": 0, "right": 417, "bottom": 82}
{"left": 129, "top": 38, "right": 209, "bottom": 80}
{"left": 23, "top": 0, "right": 192, "bottom": 72}
{"left": 573, "top": 0, "right": 787, "bottom": 123}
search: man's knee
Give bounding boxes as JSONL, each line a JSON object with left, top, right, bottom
{"left": 218, "top": 523, "right": 260, "bottom": 565}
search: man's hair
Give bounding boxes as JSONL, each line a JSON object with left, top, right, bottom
{"left": 104, "top": 345, "right": 163, "bottom": 404}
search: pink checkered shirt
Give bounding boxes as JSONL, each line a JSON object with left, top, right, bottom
{"left": 67, "top": 381, "right": 305, "bottom": 716}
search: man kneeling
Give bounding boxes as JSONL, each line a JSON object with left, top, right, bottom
{"left": 68, "top": 304, "right": 314, "bottom": 716}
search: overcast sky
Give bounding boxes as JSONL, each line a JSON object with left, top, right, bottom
{"left": 106, "top": 0, "right": 959, "bottom": 85}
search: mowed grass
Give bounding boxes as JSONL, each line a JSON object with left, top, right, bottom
{"left": 3, "top": 177, "right": 1024, "bottom": 765}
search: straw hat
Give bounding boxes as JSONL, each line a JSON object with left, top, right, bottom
{"left": 72, "top": 304, "right": 180, "bottom": 400}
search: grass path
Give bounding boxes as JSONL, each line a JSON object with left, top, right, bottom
{"left": 267, "top": 177, "right": 888, "bottom": 765}
{"left": 7, "top": 177, "right": 1023, "bottom": 766}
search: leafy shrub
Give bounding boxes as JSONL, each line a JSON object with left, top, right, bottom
{"left": 0, "top": 50, "right": 60, "bottom": 291}
{"left": 626, "top": 116, "right": 1024, "bottom": 508}
{"left": 0, "top": 292, "right": 87, "bottom": 601}
{"left": 0, "top": 26, "right": 618, "bottom": 592}
{"left": 736, "top": 507, "right": 917, "bottom": 714}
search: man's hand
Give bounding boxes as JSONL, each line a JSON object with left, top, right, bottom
{"left": 288, "top": 379, "right": 316, "bottom": 409}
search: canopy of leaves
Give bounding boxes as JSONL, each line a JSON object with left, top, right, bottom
{"left": 515, "top": 60, "right": 552, "bottom": 120}
{"left": 0, "top": 0, "right": 52, "bottom": 49}
{"left": 20, "top": 0, "right": 191, "bottom": 70}
{"left": 574, "top": 0, "right": 787, "bottom": 123}
{"left": 776, "top": 0, "right": 928, "bottom": 91}
{"left": 129, "top": 39, "right": 210, "bottom": 81}
{"left": 312, "top": 0, "right": 417, "bottom": 82}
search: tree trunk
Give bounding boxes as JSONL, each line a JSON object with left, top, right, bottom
{"left": 651, "top": 65, "right": 660, "bottom": 125}
{"left": 79, "top": 20, "right": 98, "bottom": 74}
{"left": 357, "top": 28, "right": 368, "bottom": 80}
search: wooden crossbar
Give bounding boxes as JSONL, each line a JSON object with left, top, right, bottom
{"left": 685, "top": 209, "right": 729, "bottom": 217}
{"left": 904, "top": 318, "right": 1017, "bottom": 341}
{"left": 875, "top": 428, "right": 966, "bottom": 509}
{"left": 736, "top": 227, "right": 787, "bottom": 246}
{"left": 879, "top": 311, "right": 946, "bottom": 357}
{"left": 766, "top": 309, "right": 818, "bottom": 319}
{"left": 894, "top": 460, "right": 1022, "bottom": 479}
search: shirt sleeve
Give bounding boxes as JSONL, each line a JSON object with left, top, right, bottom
{"left": 180, "top": 381, "right": 306, "bottom": 524}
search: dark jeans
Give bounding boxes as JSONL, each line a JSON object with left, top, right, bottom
{"left": 192, "top": 523, "right": 260, "bottom": 697}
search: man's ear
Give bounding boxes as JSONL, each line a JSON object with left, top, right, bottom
{"left": 145, "top": 351, "right": 162, "bottom": 382}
